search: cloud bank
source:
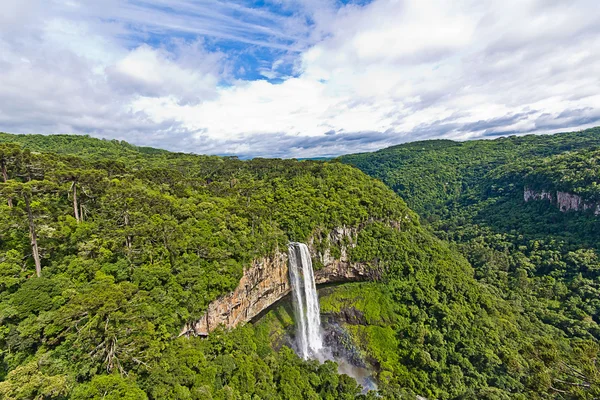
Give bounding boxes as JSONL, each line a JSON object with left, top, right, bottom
{"left": 1, "top": 0, "right": 599, "bottom": 157}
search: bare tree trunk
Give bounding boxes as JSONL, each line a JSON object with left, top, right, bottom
{"left": 1, "top": 160, "right": 12, "bottom": 208}
{"left": 124, "top": 212, "right": 132, "bottom": 249}
{"left": 72, "top": 182, "right": 80, "bottom": 223}
{"left": 25, "top": 194, "right": 41, "bottom": 277}
{"left": 1, "top": 161, "right": 7, "bottom": 182}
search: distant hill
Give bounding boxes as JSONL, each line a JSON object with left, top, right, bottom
{"left": 339, "top": 127, "right": 600, "bottom": 218}
{"left": 0, "top": 132, "right": 169, "bottom": 158}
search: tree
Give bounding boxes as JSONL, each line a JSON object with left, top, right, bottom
{"left": 2, "top": 180, "right": 58, "bottom": 277}
{"left": 0, "top": 143, "right": 22, "bottom": 208}
{"left": 24, "top": 190, "right": 42, "bottom": 277}
{"left": 71, "top": 374, "right": 147, "bottom": 400}
{"left": 0, "top": 358, "right": 70, "bottom": 400}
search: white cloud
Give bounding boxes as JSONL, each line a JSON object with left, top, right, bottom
{"left": 107, "top": 44, "right": 221, "bottom": 104}
{"left": 1, "top": 0, "right": 600, "bottom": 157}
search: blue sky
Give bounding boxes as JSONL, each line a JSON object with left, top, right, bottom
{"left": 1, "top": 0, "right": 599, "bottom": 157}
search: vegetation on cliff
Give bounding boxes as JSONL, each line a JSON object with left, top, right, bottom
{"left": 339, "top": 127, "right": 600, "bottom": 398}
{"left": 339, "top": 127, "right": 600, "bottom": 219}
{"left": 1, "top": 129, "right": 599, "bottom": 399}
{"left": 493, "top": 147, "right": 600, "bottom": 202}
{"left": 0, "top": 132, "right": 412, "bottom": 399}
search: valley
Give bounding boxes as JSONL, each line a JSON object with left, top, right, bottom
{"left": 0, "top": 128, "right": 599, "bottom": 399}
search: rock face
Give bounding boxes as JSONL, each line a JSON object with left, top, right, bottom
{"left": 524, "top": 188, "right": 553, "bottom": 202}
{"left": 180, "top": 252, "right": 289, "bottom": 337}
{"left": 557, "top": 191, "right": 583, "bottom": 212}
{"left": 524, "top": 187, "right": 600, "bottom": 215}
{"left": 181, "top": 225, "right": 378, "bottom": 337}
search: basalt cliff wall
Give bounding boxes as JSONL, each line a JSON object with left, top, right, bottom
{"left": 180, "top": 224, "right": 382, "bottom": 337}
{"left": 524, "top": 187, "right": 600, "bottom": 215}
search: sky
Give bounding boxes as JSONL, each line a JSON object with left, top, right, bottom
{"left": 1, "top": 0, "right": 600, "bottom": 158}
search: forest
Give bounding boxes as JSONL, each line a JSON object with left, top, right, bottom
{"left": 340, "top": 127, "right": 600, "bottom": 398}
{"left": 0, "top": 129, "right": 599, "bottom": 399}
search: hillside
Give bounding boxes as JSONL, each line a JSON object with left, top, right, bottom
{"left": 0, "top": 133, "right": 406, "bottom": 398}
{"left": 339, "top": 127, "right": 600, "bottom": 219}
{"left": 0, "top": 133, "right": 170, "bottom": 161}
{"left": 0, "top": 133, "right": 596, "bottom": 399}
{"left": 340, "top": 128, "right": 600, "bottom": 397}
{"left": 493, "top": 147, "right": 600, "bottom": 203}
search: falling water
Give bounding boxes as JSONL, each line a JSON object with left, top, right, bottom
{"left": 287, "top": 242, "right": 378, "bottom": 393}
{"left": 288, "top": 242, "right": 324, "bottom": 360}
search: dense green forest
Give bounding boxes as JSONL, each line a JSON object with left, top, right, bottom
{"left": 339, "top": 127, "right": 600, "bottom": 219}
{"left": 493, "top": 147, "right": 600, "bottom": 202}
{"left": 0, "top": 133, "right": 406, "bottom": 399}
{"left": 0, "top": 130, "right": 598, "bottom": 399}
{"left": 340, "top": 127, "right": 600, "bottom": 398}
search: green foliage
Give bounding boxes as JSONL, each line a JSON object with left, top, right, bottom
{"left": 320, "top": 283, "right": 397, "bottom": 326}
{"left": 339, "top": 127, "right": 600, "bottom": 219}
{"left": 141, "top": 327, "right": 365, "bottom": 400}
{"left": 495, "top": 147, "right": 600, "bottom": 202}
{"left": 341, "top": 127, "right": 600, "bottom": 398}
{"left": 71, "top": 375, "right": 147, "bottom": 400}
{"left": 314, "top": 223, "right": 576, "bottom": 399}
{"left": 0, "top": 134, "right": 406, "bottom": 398}
{"left": 0, "top": 356, "right": 70, "bottom": 400}
{"left": 3, "top": 128, "right": 600, "bottom": 399}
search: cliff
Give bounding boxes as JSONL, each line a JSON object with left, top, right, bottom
{"left": 180, "top": 225, "right": 381, "bottom": 337}
{"left": 524, "top": 187, "right": 600, "bottom": 215}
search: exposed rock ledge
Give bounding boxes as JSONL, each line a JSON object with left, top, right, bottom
{"left": 180, "top": 225, "right": 380, "bottom": 337}
{"left": 524, "top": 187, "right": 600, "bottom": 215}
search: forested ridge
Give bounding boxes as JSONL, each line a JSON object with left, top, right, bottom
{"left": 340, "top": 127, "right": 600, "bottom": 398}
{"left": 493, "top": 147, "right": 600, "bottom": 202}
{"left": 339, "top": 127, "right": 600, "bottom": 218}
{"left": 0, "top": 131, "right": 598, "bottom": 399}
{"left": 0, "top": 132, "right": 410, "bottom": 399}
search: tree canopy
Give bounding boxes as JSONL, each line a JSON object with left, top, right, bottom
{"left": 340, "top": 127, "right": 600, "bottom": 398}
{"left": 1, "top": 129, "right": 599, "bottom": 399}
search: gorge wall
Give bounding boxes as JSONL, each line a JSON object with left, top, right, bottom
{"left": 180, "top": 225, "right": 381, "bottom": 337}
{"left": 524, "top": 187, "right": 600, "bottom": 215}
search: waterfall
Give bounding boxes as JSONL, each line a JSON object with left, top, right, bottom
{"left": 288, "top": 242, "right": 324, "bottom": 360}
{"left": 287, "top": 242, "right": 378, "bottom": 393}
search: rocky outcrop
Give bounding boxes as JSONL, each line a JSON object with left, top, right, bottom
{"left": 524, "top": 187, "right": 600, "bottom": 215}
{"left": 180, "top": 225, "right": 379, "bottom": 337}
{"left": 557, "top": 191, "right": 582, "bottom": 212}
{"left": 524, "top": 188, "right": 553, "bottom": 202}
{"left": 180, "top": 253, "right": 289, "bottom": 337}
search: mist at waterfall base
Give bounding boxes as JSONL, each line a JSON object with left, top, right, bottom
{"left": 287, "top": 243, "right": 378, "bottom": 393}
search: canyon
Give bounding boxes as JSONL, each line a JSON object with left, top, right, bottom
{"left": 180, "top": 224, "right": 382, "bottom": 337}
